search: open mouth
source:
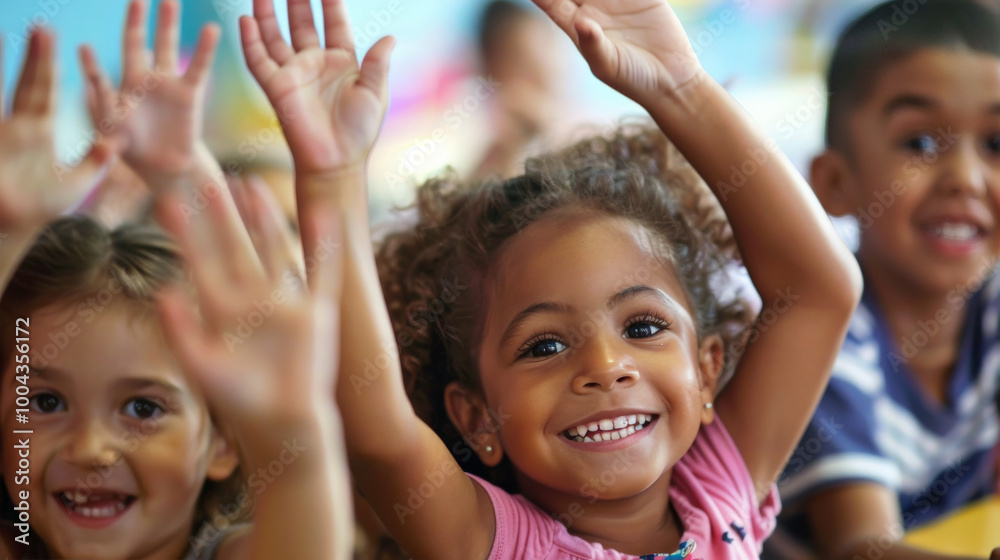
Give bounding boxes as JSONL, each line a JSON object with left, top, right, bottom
{"left": 563, "top": 414, "right": 657, "bottom": 443}
{"left": 55, "top": 491, "right": 136, "bottom": 520}
{"left": 922, "top": 222, "right": 985, "bottom": 243}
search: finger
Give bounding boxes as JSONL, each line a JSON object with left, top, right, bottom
{"left": 14, "top": 29, "right": 56, "bottom": 115}
{"left": 239, "top": 17, "right": 281, "bottom": 85}
{"left": 156, "top": 286, "right": 220, "bottom": 395}
{"left": 287, "top": 0, "right": 321, "bottom": 52}
{"left": 183, "top": 23, "right": 220, "bottom": 86}
{"left": 358, "top": 36, "right": 395, "bottom": 100}
{"left": 228, "top": 175, "right": 252, "bottom": 228}
{"left": 252, "top": 0, "right": 295, "bottom": 64}
{"left": 205, "top": 182, "right": 262, "bottom": 286}
{"left": 300, "top": 206, "right": 343, "bottom": 299}
{"left": 320, "top": 0, "right": 354, "bottom": 52}
{"left": 575, "top": 16, "right": 616, "bottom": 78}
{"left": 155, "top": 192, "right": 232, "bottom": 328}
{"left": 246, "top": 175, "right": 304, "bottom": 283}
{"left": 122, "top": 0, "right": 149, "bottom": 81}
{"left": 153, "top": 0, "right": 180, "bottom": 72}
{"left": 528, "top": 0, "right": 580, "bottom": 44}
{"left": 79, "top": 46, "right": 114, "bottom": 124}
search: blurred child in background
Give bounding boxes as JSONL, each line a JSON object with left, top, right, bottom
{"left": 768, "top": 1, "right": 1000, "bottom": 559}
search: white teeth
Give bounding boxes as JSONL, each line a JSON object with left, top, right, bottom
{"left": 568, "top": 427, "right": 579, "bottom": 436}
{"left": 576, "top": 425, "right": 588, "bottom": 436}
{"left": 613, "top": 416, "right": 628, "bottom": 429}
{"left": 627, "top": 426, "right": 636, "bottom": 435}
{"left": 627, "top": 414, "right": 637, "bottom": 425}
{"left": 599, "top": 419, "right": 614, "bottom": 431}
{"left": 588, "top": 422, "right": 599, "bottom": 432}
{"left": 584, "top": 436, "right": 593, "bottom": 442}
{"left": 568, "top": 413, "right": 657, "bottom": 441}
{"left": 636, "top": 423, "right": 644, "bottom": 430}
{"left": 931, "top": 223, "right": 978, "bottom": 241}
{"left": 619, "top": 428, "right": 628, "bottom": 439}
{"left": 610, "top": 432, "right": 620, "bottom": 440}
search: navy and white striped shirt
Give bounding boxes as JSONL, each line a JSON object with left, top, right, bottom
{"left": 769, "top": 269, "right": 1000, "bottom": 556}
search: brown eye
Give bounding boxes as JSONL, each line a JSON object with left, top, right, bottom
{"left": 31, "top": 393, "right": 64, "bottom": 414}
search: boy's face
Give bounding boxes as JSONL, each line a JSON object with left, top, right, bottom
{"left": 0, "top": 303, "right": 236, "bottom": 559}
{"left": 835, "top": 48, "right": 1000, "bottom": 295}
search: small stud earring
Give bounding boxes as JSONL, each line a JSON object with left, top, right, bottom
{"left": 485, "top": 445, "right": 493, "bottom": 453}
{"left": 704, "top": 402, "right": 714, "bottom": 410}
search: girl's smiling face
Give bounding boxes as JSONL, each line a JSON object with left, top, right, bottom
{"left": 462, "top": 212, "right": 719, "bottom": 504}
{"left": 0, "top": 302, "right": 238, "bottom": 560}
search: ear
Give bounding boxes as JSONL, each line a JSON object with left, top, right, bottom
{"left": 205, "top": 425, "right": 240, "bottom": 482}
{"left": 810, "top": 149, "right": 856, "bottom": 217}
{"left": 444, "top": 382, "right": 504, "bottom": 467}
{"left": 698, "top": 334, "right": 724, "bottom": 425}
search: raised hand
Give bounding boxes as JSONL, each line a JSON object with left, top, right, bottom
{"left": 239, "top": 0, "right": 395, "bottom": 176}
{"left": 528, "top": 0, "right": 704, "bottom": 105}
{"left": 0, "top": 29, "right": 116, "bottom": 232}
{"left": 79, "top": 0, "right": 219, "bottom": 186}
{"left": 155, "top": 187, "right": 341, "bottom": 428}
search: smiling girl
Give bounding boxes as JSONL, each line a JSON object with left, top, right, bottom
{"left": 243, "top": 0, "right": 862, "bottom": 558}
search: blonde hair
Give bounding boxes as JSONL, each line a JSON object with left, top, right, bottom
{"left": 0, "top": 215, "right": 247, "bottom": 538}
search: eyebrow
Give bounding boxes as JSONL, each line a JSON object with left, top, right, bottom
{"left": 882, "top": 94, "right": 940, "bottom": 119}
{"left": 116, "top": 378, "right": 185, "bottom": 395}
{"left": 498, "top": 285, "right": 680, "bottom": 349}
{"left": 30, "top": 368, "right": 183, "bottom": 395}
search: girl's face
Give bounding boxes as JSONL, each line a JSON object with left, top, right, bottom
{"left": 471, "top": 212, "right": 717, "bottom": 503}
{"left": 0, "top": 303, "right": 237, "bottom": 559}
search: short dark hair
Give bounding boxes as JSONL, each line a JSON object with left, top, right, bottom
{"left": 478, "top": 0, "right": 533, "bottom": 63}
{"left": 825, "top": 0, "right": 1000, "bottom": 153}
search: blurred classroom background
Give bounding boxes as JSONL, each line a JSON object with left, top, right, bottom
{"left": 0, "top": 0, "right": 888, "bottom": 231}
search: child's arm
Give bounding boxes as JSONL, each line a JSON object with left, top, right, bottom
{"left": 239, "top": 1, "right": 495, "bottom": 558}
{"left": 530, "top": 0, "right": 863, "bottom": 499}
{"left": 807, "top": 484, "right": 999, "bottom": 560}
{"left": 155, "top": 186, "right": 352, "bottom": 560}
{"left": 79, "top": 1, "right": 252, "bottom": 254}
{"left": 0, "top": 29, "right": 117, "bottom": 291}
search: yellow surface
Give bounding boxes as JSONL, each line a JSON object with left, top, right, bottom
{"left": 904, "top": 497, "right": 1000, "bottom": 555}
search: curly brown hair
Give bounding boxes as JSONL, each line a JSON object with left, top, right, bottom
{"left": 376, "top": 123, "right": 755, "bottom": 492}
{"left": 0, "top": 215, "right": 248, "bottom": 552}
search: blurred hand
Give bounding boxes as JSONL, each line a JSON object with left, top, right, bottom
{"left": 239, "top": 0, "right": 394, "bottom": 176}
{"left": 0, "top": 29, "right": 116, "bottom": 232}
{"left": 79, "top": 0, "right": 219, "bottom": 185}
{"left": 528, "top": 0, "right": 705, "bottom": 107}
{"left": 156, "top": 176, "right": 342, "bottom": 432}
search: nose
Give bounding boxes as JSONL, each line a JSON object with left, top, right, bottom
{"left": 60, "top": 417, "right": 120, "bottom": 469}
{"left": 937, "top": 139, "right": 991, "bottom": 198}
{"left": 570, "top": 334, "right": 639, "bottom": 393}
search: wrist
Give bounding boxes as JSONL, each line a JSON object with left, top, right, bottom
{"left": 236, "top": 406, "right": 341, "bottom": 464}
{"left": 294, "top": 165, "right": 368, "bottom": 212}
{"left": 645, "top": 68, "right": 718, "bottom": 122}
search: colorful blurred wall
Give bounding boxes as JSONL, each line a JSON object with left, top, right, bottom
{"left": 0, "top": 0, "right": 890, "bottom": 226}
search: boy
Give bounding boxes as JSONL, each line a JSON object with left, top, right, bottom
{"left": 768, "top": 1, "right": 1000, "bottom": 559}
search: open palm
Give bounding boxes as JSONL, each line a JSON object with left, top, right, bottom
{"left": 80, "top": 0, "right": 219, "bottom": 181}
{"left": 0, "top": 30, "right": 114, "bottom": 232}
{"left": 240, "top": 0, "right": 394, "bottom": 175}
{"left": 531, "top": 0, "right": 703, "bottom": 105}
